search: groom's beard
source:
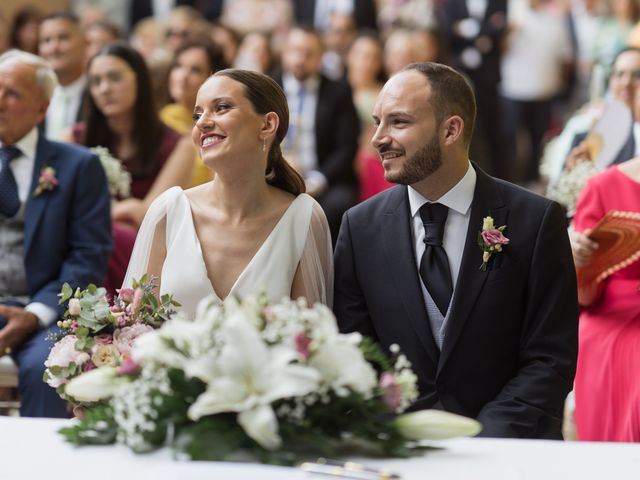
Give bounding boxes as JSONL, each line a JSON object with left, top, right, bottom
{"left": 385, "top": 133, "right": 442, "bottom": 185}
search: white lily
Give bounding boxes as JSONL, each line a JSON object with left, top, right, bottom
{"left": 394, "top": 409, "right": 482, "bottom": 441}
{"left": 64, "top": 367, "right": 125, "bottom": 403}
{"left": 187, "top": 311, "right": 320, "bottom": 449}
{"left": 309, "top": 336, "right": 377, "bottom": 397}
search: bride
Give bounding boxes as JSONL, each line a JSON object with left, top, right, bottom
{"left": 123, "top": 69, "right": 333, "bottom": 316}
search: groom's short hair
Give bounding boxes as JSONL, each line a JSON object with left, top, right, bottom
{"left": 402, "top": 62, "right": 476, "bottom": 146}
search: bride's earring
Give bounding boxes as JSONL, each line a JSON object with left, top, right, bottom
{"left": 262, "top": 138, "right": 267, "bottom": 152}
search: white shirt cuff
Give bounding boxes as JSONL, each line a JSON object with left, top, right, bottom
{"left": 25, "top": 302, "right": 58, "bottom": 328}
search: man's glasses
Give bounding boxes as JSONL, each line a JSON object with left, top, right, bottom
{"left": 611, "top": 68, "right": 640, "bottom": 81}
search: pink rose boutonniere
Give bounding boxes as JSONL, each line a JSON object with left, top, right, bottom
{"left": 478, "top": 215, "right": 509, "bottom": 271}
{"left": 33, "top": 166, "right": 58, "bottom": 197}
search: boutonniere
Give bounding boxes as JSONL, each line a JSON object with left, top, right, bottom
{"left": 33, "top": 166, "right": 58, "bottom": 197}
{"left": 477, "top": 215, "right": 510, "bottom": 271}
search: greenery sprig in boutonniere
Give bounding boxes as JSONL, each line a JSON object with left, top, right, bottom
{"left": 33, "top": 165, "right": 58, "bottom": 197}
{"left": 478, "top": 215, "right": 509, "bottom": 271}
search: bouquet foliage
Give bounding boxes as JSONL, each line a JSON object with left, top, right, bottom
{"left": 60, "top": 295, "right": 480, "bottom": 464}
{"left": 43, "top": 276, "right": 180, "bottom": 402}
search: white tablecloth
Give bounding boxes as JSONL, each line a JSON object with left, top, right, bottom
{"left": 2, "top": 416, "right": 640, "bottom": 480}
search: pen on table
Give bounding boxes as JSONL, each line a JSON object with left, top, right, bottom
{"left": 300, "top": 459, "right": 401, "bottom": 479}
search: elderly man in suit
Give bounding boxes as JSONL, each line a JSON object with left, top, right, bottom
{"left": 334, "top": 62, "right": 578, "bottom": 438}
{"left": 0, "top": 50, "right": 111, "bottom": 417}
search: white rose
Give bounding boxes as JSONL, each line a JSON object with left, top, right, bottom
{"left": 68, "top": 298, "right": 81, "bottom": 316}
{"left": 91, "top": 344, "right": 120, "bottom": 367}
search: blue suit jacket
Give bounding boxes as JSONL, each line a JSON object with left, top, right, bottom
{"left": 23, "top": 136, "right": 112, "bottom": 318}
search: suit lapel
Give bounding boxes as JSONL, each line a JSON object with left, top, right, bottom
{"left": 381, "top": 186, "right": 439, "bottom": 364}
{"left": 24, "top": 136, "right": 54, "bottom": 255}
{"left": 438, "top": 166, "right": 507, "bottom": 372}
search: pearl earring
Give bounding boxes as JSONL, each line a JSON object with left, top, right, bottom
{"left": 262, "top": 138, "right": 267, "bottom": 152}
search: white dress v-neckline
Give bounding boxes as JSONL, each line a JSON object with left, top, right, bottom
{"left": 156, "top": 187, "right": 315, "bottom": 318}
{"left": 189, "top": 193, "right": 305, "bottom": 302}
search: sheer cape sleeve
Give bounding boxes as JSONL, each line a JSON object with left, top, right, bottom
{"left": 297, "top": 199, "right": 334, "bottom": 308}
{"left": 121, "top": 187, "right": 179, "bottom": 288}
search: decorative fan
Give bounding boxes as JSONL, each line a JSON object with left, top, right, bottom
{"left": 576, "top": 210, "right": 640, "bottom": 288}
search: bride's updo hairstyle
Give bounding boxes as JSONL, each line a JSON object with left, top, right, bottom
{"left": 213, "top": 68, "right": 306, "bottom": 195}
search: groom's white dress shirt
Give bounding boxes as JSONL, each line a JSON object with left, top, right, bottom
{"left": 408, "top": 162, "right": 476, "bottom": 347}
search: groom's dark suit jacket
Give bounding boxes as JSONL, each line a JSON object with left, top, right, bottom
{"left": 334, "top": 166, "right": 579, "bottom": 439}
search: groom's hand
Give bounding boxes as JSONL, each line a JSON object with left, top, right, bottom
{"left": 0, "top": 306, "right": 39, "bottom": 355}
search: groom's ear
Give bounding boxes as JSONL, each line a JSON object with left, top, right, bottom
{"left": 261, "top": 112, "right": 279, "bottom": 137}
{"left": 442, "top": 115, "right": 464, "bottom": 146}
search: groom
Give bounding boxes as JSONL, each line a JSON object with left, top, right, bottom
{"left": 334, "top": 63, "right": 579, "bottom": 438}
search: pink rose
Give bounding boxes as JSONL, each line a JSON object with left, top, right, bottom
{"left": 117, "top": 288, "right": 135, "bottom": 303}
{"left": 42, "top": 172, "right": 58, "bottom": 185}
{"left": 379, "top": 371, "right": 403, "bottom": 412}
{"left": 481, "top": 228, "right": 509, "bottom": 247}
{"left": 83, "top": 360, "right": 97, "bottom": 372}
{"left": 131, "top": 288, "right": 144, "bottom": 312}
{"left": 294, "top": 332, "right": 312, "bottom": 360}
{"left": 45, "top": 335, "right": 91, "bottom": 369}
{"left": 113, "top": 324, "right": 154, "bottom": 356}
{"left": 117, "top": 356, "right": 141, "bottom": 376}
{"left": 94, "top": 333, "right": 113, "bottom": 345}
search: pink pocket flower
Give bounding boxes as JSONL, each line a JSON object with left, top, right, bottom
{"left": 33, "top": 166, "right": 58, "bottom": 197}
{"left": 477, "top": 216, "right": 509, "bottom": 271}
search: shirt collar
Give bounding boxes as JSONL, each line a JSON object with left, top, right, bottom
{"left": 57, "top": 74, "right": 87, "bottom": 96}
{"left": 408, "top": 161, "right": 476, "bottom": 218}
{"left": 1, "top": 126, "right": 39, "bottom": 160}
{"left": 283, "top": 72, "right": 321, "bottom": 95}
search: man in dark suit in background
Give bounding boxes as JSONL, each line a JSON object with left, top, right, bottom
{"left": 334, "top": 62, "right": 578, "bottom": 438}
{"left": 275, "top": 25, "right": 360, "bottom": 243}
{"left": 0, "top": 50, "right": 111, "bottom": 417}
{"left": 438, "top": 0, "right": 508, "bottom": 179}
{"left": 38, "top": 12, "right": 88, "bottom": 142}
{"left": 293, "top": 0, "right": 378, "bottom": 32}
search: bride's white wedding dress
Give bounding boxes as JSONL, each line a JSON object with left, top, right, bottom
{"left": 123, "top": 187, "right": 333, "bottom": 318}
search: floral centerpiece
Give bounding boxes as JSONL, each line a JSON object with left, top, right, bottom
{"left": 43, "top": 276, "right": 180, "bottom": 402}
{"left": 91, "top": 146, "right": 131, "bottom": 199}
{"left": 60, "top": 295, "right": 481, "bottom": 464}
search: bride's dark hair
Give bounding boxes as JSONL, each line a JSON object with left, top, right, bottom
{"left": 213, "top": 68, "right": 306, "bottom": 195}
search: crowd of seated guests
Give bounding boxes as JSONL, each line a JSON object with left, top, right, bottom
{"left": 4, "top": 0, "right": 640, "bottom": 436}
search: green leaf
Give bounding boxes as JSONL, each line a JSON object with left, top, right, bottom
{"left": 59, "top": 405, "right": 118, "bottom": 446}
{"left": 58, "top": 283, "right": 73, "bottom": 304}
{"left": 76, "top": 326, "right": 89, "bottom": 339}
{"left": 174, "top": 415, "right": 246, "bottom": 461}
